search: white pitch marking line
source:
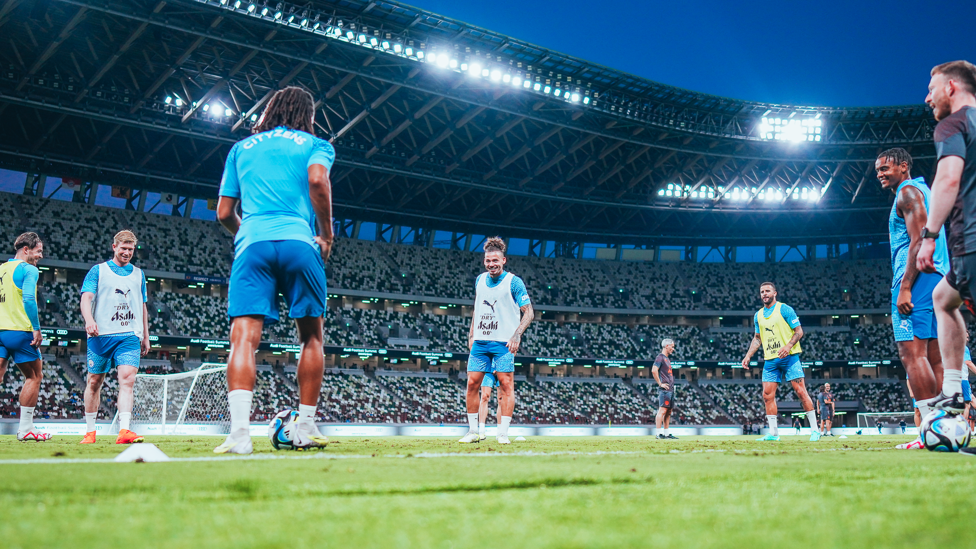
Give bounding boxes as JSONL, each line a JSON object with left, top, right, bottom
{"left": 0, "top": 449, "right": 646, "bottom": 465}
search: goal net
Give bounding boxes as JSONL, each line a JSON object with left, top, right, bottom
{"left": 110, "top": 363, "right": 230, "bottom": 435}
{"left": 856, "top": 412, "right": 917, "bottom": 432}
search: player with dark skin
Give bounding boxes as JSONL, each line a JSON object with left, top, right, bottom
{"left": 877, "top": 155, "right": 944, "bottom": 399}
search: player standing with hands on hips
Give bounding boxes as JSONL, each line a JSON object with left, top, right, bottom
{"left": 653, "top": 339, "right": 678, "bottom": 440}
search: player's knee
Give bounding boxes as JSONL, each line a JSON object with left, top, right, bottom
{"left": 87, "top": 374, "right": 105, "bottom": 390}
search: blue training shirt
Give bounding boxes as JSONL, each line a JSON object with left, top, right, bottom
{"left": 475, "top": 271, "right": 531, "bottom": 307}
{"left": 754, "top": 303, "right": 800, "bottom": 334}
{"left": 7, "top": 259, "right": 40, "bottom": 330}
{"left": 81, "top": 261, "right": 148, "bottom": 340}
{"left": 889, "top": 177, "right": 950, "bottom": 290}
{"left": 219, "top": 126, "right": 336, "bottom": 258}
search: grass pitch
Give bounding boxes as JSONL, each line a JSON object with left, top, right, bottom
{"left": 0, "top": 434, "right": 971, "bottom": 548}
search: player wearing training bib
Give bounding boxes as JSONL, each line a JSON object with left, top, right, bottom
{"left": 741, "top": 282, "right": 821, "bottom": 442}
{"left": 459, "top": 237, "right": 533, "bottom": 445}
{"left": 79, "top": 230, "right": 149, "bottom": 445}
{"left": 0, "top": 233, "right": 51, "bottom": 442}
{"left": 877, "top": 148, "right": 949, "bottom": 429}
{"left": 215, "top": 87, "right": 335, "bottom": 454}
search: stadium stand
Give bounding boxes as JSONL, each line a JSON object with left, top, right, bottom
{"left": 0, "top": 358, "right": 84, "bottom": 420}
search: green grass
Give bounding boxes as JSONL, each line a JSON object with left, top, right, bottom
{"left": 0, "top": 434, "right": 971, "bottom": 548}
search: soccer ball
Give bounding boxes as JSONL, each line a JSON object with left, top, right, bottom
{"left": 268, "top": 409, "right": 299, "bottom": 450}
{"left": 920, "top": 410, "right": 971, "bottom": 452}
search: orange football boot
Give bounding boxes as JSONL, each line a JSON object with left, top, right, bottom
{"left": 116, "top": 429, "right": 145, "bottom": 444}
{"left": 80, "top": 431, "right": 97, "bottom": 444}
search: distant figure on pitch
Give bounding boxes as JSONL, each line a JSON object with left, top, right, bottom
{"left": 459, "top": 238, "right": 533, "bottom": 445}
{"left": 477, "top": 370, "right": 503, "bottom": 441}
{"left": 818, "top": 383, "right": 836, "bottom": 436}
{"left": 79, "top": 230, "right": 150, "bottom": 445}
{"left": 741, "top": 282, "right": 821, "bottom": 442}
{"left": 792, "top": 416, "right": 801, "bottom": 435}
{"left": 652, "top": 339, "right": 678, "bottom": 440}
{"left": 215, "top": 86, "right": 335, "bottom": 454}
{"left": 877, "top": 147, "right": 948, "bottom": 446}
{"left": 900, "top": 420, "right": 907, "bottom": 434}
{"left": 0, "top": 232, "right": 51, "bottom": 442}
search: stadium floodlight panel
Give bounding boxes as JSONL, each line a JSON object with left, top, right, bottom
{"left": 759, "top": 116, "right": 823, "bottom": 142}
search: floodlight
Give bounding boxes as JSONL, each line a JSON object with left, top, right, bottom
{"left": 502, "top": 74, "right": 510, "bottom": 83}
{"left": 174, "top": 98, "right": 183, "bottom": 107}
{"left": 224, "top": 107, "right": 233, "bottom": 117}
{"left": 512, "top": 76, "right": 522, "bottom": 87}
{"left": 164, "top": 96, "right": 172, "bottom": 104}
{"left": 250, "top": 114, "right": 258, "bottom": 121}
{"left": 247, "top": 2, "right": 255, "bottom": 12}
{"left": 404, "top": 46, "right": 413, "bottom": 56}
{"left": 287, "top": 14, "right": 294, "bottom": 23}
{"left": 233, "top": 0, "right": 241, "bottom": 7}
{"left": 370, "top": 37, "right": 378, "bottom": 46}
{"left": 481, "top": 68, "right": 490, "bottom": 77}
{"left": 436, "top": 53, "right": 450, "bottom": 68}
{"left": 543, "top": 85, "right": 551, "bottom": 94}
{"left": 345, "top": 30, "right": 355, "bottom": 40}
{"left": 393, "top": 43, "right": 402, "bottom": 53}
{"left": 571, "top": 93, "right": 580, "bottom": 102}
{"left": 357, "top": 34, "right": 367, "bottom": 43}
{"left": 381, "top": 40, "right": 390, "bottom": 49}
{"left": 583, "top": 96, "right": 590, "bottom": 104}
{"left": 416, "top": 50, "right": 425, "bottom": 59}
{"left": 202, "top": 103, "right": 210, "bottom": 112}
{"left": 220, "top": 0, "right": 227, "bottom": 5}
{"left": 273, "top": 10, "right": 281, "bottom": 19}
{"left": 533, "top": 82, "right": 541, "bottom": 91}
{"left": 553, "top": 89, "right": 561, "bottom": 97}
{"left": 300, "top": 18, "right": 308, "bottom": 27}
{"left": 260, "top": 6, "right": 268, "bottom": 16}
{"left": 449, "top": 59, "right": 458, "bottom": 69}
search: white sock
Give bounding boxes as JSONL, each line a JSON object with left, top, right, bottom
{"left": 85, "top": 412, "right": 97, "bottom": 433}
{"left": 663, "top": 428, "right": 669, "bottom": 436}
{"left": 767, "top": 415, "right": 778, "bottom": 436}
{"left": 298, "top": 404, "right": 316, "bottom": 427}
{"left": 805, "top": 410, "right": 819, "bottom": 433}
{"left": 119, "top": 412, "right": 131, "bottom": 431}
{"left": 467, "top": 412, "right": 478, "bottom": 433}
{"left": 478, "top": 422, "right": 486, "bottom": 436}
{"left": 227, "top": 390, "right": 253, "bottom": 439}
{"left": 943, "top": 368, "right": 964, "bottom": 396}
{"left": 19, "top": 406, "right": 34, "bottom": 432}
{"left": 918, "top": 404, "right": 933, "bottom": 422}
{"left": 498, "top": 416, "right": 511, "bottom": 437}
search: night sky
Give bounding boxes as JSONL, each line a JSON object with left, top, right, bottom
{"left": 409, "top": 0, "right": 975, "bottom": 107}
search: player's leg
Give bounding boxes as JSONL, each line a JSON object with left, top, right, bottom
{"left": 114, "top": 335, "right": 145, "bottom": 444}
{"left": 82, "top": 370, "right": 106, "bottom": 443}
{"left": 460, "top": 369, "right": 486, "bottom": 442}
{"left": 495, "top": 371, "right": 515, "bottom": 444}
{"left": 217, "top": 242, "right": 279, "bottom": 454}
{"left": 290, "top": 316, "right": 328, "bottom": 449}
{"left": 14, "top": 358, "right": 44, "bottom": 440}
{"left": 927, "top": 277, "right": 967, "bottom": 413}
{"left": 663, "top": 406, "right": 677, "bottom": 439}
{"left": 655, "top": 405, "right": 667, "bottom": 439}
{"left": 759, "top": 378, "right": 780, "bottom": 440}
{"left": 785, "top": 356, "right": 820, "bottom": 440}
{"left": 478, "top": 385, "right": 491, "bottom": 438}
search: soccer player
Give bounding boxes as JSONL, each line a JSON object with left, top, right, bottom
{"left": 79, "top": 230, "right": 149, "bottom": 445}
{"left": 916, "top": 61, "right": 976, "bottom": 428}
{"left": 792, "top": 416, "right": 801, "bottom": 435}
{"left": 459, "top": 237, "right": 533, "bottom": 445}
{"left": 652, "top": 339, "right": 678, "bottom": 440}
{"left": 818, "top": 383, "right": 836, "bottom": 436}
{"left": 740, "top": 282, "right": 821, "bottom": 442}
{"left": 877, "top": 147, "right": 948, "bottom": 423}
{"left": 477, "top": 371, "right": 502, "bottom": 441}
{"left": 215, "top": 86, "right": 334, "bottom": 454}
{"left": 0, "top": 232, "right": 51, "bottom": 442}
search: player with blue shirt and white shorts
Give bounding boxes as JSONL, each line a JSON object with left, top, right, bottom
{"left": 741, "top": 282, "right": 821, "bottom": 442}
{"left": 79, "top": 230, "right": 150, "bottom": 445}
{"left": 0, "top": 233, "right": 52, "bottom": 442}
{"left": 877, "top": 149, "right": 949, "bottom": 442}
{"left": 460, "top": 237, "right": 533, "bottom": 445}
{"left": 214, "top": 87, "right": 335, "bottom": 454}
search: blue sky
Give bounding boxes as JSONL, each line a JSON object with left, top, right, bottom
{"left": 410, "top": 0, "right": 975, "bottom": 107}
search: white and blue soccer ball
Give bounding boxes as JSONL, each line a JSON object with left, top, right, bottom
{"left": 268, "top": 409, "right": 300, "bottom": 450}
{"left": 921, "top": 410, "right": 971, "bottom": 452}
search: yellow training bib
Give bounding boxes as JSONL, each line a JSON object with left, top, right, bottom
{"left": 755, "top": 302, "right": 801, "bottom": 361}
{"left": 0, "top": 260, "right": 33, "bottom": 332}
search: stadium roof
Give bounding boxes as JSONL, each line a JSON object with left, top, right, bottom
{"left": 0, "top": 0, "right": 938, "bottom": 244}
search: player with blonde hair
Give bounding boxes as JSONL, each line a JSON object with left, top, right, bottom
{"left": 79, "top": 230, "right": 150, "bottom": 445}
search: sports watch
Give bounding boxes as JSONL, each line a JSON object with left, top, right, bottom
{"left": 921, "top": 227, "right": 940, "bottom": 240}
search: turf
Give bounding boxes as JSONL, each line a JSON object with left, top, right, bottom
{"left": 0, "top": 434, "right": 971, "bottom": 548}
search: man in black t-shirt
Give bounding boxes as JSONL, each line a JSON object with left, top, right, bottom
{"left": 917, "top": 61, "right": 976, "bottom": 421}
{"left": 817, "top": 383, "right": 836, "bottom": 436}
{"left": 652, "top": 339, "right": 677, "bottom": 440}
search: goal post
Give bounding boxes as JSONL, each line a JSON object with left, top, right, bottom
{"left": 110, "top": 363, "right": 230, "bottom": 435}
{"left": 856, "top": 412, "right": 917, "bottom": 431}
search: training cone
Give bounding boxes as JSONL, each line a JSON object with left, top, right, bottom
{"left": 515, "top": 436, "right": 526, "bottom": 442}
{"left": 114, "top": 443, "right": 170, "bottom": 463}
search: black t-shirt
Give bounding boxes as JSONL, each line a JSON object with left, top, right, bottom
{"left": 654, "top": 353, "right": 674, "bottom": 389}
{"left": 935, "top": 106, "right": 976, "bottom": 256}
